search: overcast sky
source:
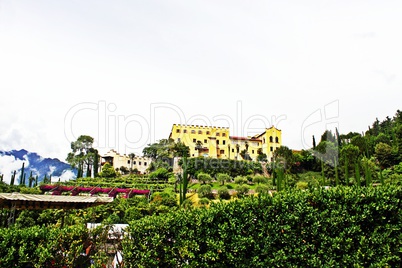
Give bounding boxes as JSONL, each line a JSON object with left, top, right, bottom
{"left": 0, "top": 0, "right": 401, "bottom": 161}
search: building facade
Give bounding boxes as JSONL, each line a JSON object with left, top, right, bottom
{"left": 100, "top": 149, "right": 152, "bottom": 174}
{"left": 169, "top": 124, "right": 282, "bottom": 161}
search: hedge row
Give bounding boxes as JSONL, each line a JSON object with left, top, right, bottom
{"left": 123, "top": 186, "right": 402, "bottom": 267}
{"left": 0, "top": 225, "right": 90, "bottom": 267}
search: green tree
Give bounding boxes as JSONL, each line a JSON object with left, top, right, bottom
{"left": 340, "top": 144, "right": 360, "bottom": 181}
{"left": 99, "top": 163, "right": 116, "bottom": 178}
{"left": 274, "top": 146, "right": 294, "bottom": 170}
{"left": 66, "top": 135, "right": 97, "bottom": 178}
{"left": 197, "top": 172, "right": 212, "bottom": 184}
{"left": 216, "top": 173, "right": 231, "bottom": 186}
{"left": 252, "top": 175, "right": 267, "bottom": 184}
{"left": 198, "top": 185, "right": 213, "bottom": 199}
{"left": 375, "top": 142, "right": 394, "bottom": 169}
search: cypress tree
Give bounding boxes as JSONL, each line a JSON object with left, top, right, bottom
{"left": 335, "top": 127, "right": 341, "bottom": 148}
{"left": 321, "top": 159, "right": 325, "bottom": 186}
{"left": 344, "top": 155, "right": 349, "bottom": 183}
{"left": 180, "top": 157, "right": 189, "bottom": 206}
{"left": 93, "top": 150, "right": 99, "bottom": 177}
{"left": 364, "top": 159, "right": 371, "bottom": 187}
{"left": 355, "top": 161, "right": 361, "bottom": 187}
{"left": 10, "top": 171, "right": 16, "bottom": 186}
{"left": 312, "top": 135, "right": 316, "bottom": 149}
{"left": 20, "top": 162, "right": 25, "bottom": 185}
{"left": 334, "top": 156, "right": 339, "bottom": 186}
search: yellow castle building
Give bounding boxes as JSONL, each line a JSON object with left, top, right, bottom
{"left": 169, "top": 124, "right": 282, "bottom": 161}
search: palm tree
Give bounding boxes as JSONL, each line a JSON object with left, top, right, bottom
{"left": 129, "top": 153, "right": 136, "bottom": 174}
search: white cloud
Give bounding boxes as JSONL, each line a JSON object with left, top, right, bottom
{"left": 53, "top": 169, "right": 76, "bottom": 183}
{"left": 0, "top": 0, "right": 401, "bottom": 158}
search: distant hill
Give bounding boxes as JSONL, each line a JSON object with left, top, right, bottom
{"left": 0, "top": 149, "right": 77, "bottom": 185}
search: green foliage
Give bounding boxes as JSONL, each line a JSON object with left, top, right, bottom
{"left": 234, "top": 176, "right": 247, "bottom": 185}
{"left": 198, "top": 185, "right": 213, "bottom": 199}
{"left": 182, "top": 157, "right": 262, "bottom": 178}
{"left": 255, "top": 184, "right": 271, "bottom": 194}
{"left": 235, "top": 184, "right": 249, "bottom": 198}
{"left": 217, "top": 186, "right": 231, "bottom": 200}
{"left": 216, "top": 173, "right": 231, "bottom": 186}
{"left": 252, "top": 175, "right": 267, "bottom": 184}
{"left": 66, "top": 135, "right": 97, "bottom": 178}
{"left": 295, "top": 181, "right": 309, "bottom": 189}
{"left": 197, "top": 172, "right": 212, "bottom": 184}
{"left": 375, "top": 142, "right": 395, "bottom": 169}
{"left": 123, "top": 186, "right": 402, "bottom": 267}
{"left": 0, "top": 225, "right": 89, "bottom": 267}
{"left": 99, "top": 162, "right": 117, "bottom": 178}
{"left": 149, "top": 168, "right": 172, "bottom": 180}
{"left": 198, "top": 198, "right": 210, "bottom": 206}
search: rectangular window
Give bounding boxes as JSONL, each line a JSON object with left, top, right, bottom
{"left": 204, "top": 139, "right": 207, "bottom": 143}
{"left": 206, "top": 131, "right": 210, "bottom": 135}
{"left": 216, "top": 140, "right": 220, "bottom": 145}
{"left": 183, "top": 130, "right": 187, "bottom": 133}
{"left": 222, "top": 133, "right": 226, "bottom": 137}
{"left": 144, "top": 162, "right": 147, "bottom": 166}
{"left": 139, "top": 162, "right": 142, "bottom": 165}
{"left": 127, "top": 160, "right": 130, "bottom": 164}
{"left": 191, "top": 130, "right": 196, "bottom": 134}
{"left": 198, "top": 130, "right": 203, "bottom": 134}
{"left": 216, "top": 132, "right": 220, "bottom": 136}
{"left": 223, "top": 140, "right": 226, "bottom": 145}
{"left": 270, "top": 147, "right": 273, "bottom": 152}
{"left": 193, "top": 138, "right": 196, "bottom": 143}
{"left": 134, "top": 161, "right": 136, "bottom": 164}
{"left": 176, "top": 129, "right": 180, "bottom": 133}
{"left": 220, "top": 149, "right": 224, "bottom": 154}
{"left": 232, "top": 148, "right": 234, "bottom": 153}
{"left": 177, "top": 138, "right": 181, "bottom": 142}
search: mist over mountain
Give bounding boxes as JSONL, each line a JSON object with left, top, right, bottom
{"left": 0, "top": 149, "right": 77, "bottom": 185}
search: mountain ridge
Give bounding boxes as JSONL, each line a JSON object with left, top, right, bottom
{"left": 0, "top": 149, "right": 77, "bottom": 184}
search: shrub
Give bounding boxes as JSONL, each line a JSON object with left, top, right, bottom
{"left": 198, "top": 185, "right": 213, "bottom": 199}
{"left": 123, "top": 186, "right": 402, "bottom": 267}
{"left": 218, "top": 186, "right": 231, "bottom": 200}
{"left": 234, "top": 176, "right": 247, "bottom": 184}
{"left": 197, "top": 173, "right": 212, "bottom": 184}
{"left": 235, "top": 184, "right": 249, "bottom": 198}
{"left": 252, "top": 175, "right": 268, "bottom": 184}
{"left": 216, "top": 173, "right": 231, "bottom": 185}
{"left": 296, "top": 181, "right": 309, "bottom": 190}
{"left": 255, "top": 184, "right": 270, "bottom": 195}
{"left": 149, "top": 168, "right": 171, "bottom": 180}
{"left": 198, "top": 198, "right": 210, "bottom": 206}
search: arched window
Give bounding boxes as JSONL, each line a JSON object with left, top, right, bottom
{"left": 275, "top": 137, "right": 279, "bottom": 143}
{"left": 269, "top": 136, "right": 273, "bottom": 143}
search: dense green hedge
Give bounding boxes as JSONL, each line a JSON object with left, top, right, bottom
{"left": 0, "top": 225, "right": 90, "bottom": 267}
{"left": 123, "top": 186, "right": 402, "bottom": 267}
